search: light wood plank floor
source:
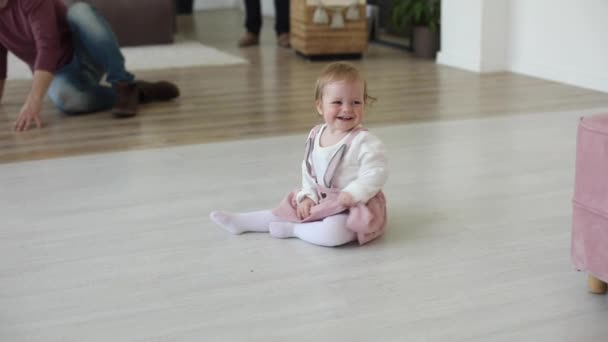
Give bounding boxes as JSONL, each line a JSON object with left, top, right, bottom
{"left": 0, "top": 9, "right": 607, "bottom": 164}
{"left": 1, "top": 108, "right": 607, "bottom": 341}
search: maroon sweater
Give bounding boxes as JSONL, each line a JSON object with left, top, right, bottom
{"left": 0, "top": 0, "right": 73, "bottom": 79}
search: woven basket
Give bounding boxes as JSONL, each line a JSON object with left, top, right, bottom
{"left": 290, "top": 0, "right": 368, "bottom": 56}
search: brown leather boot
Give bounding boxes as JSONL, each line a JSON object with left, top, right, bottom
{"left": 277, "top": 33, "right": 290, "bottom": 48}
{"left": 238, "top": 32, "right": 259, "bottom": 47}
{"left": 135, "top": 80, "right": 180, "bottom": 104}
{"left": 112, "top": 81, "right": 138, "bottom": 118}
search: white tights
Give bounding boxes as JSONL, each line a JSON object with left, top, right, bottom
{"left": 209, "top": 210, "right": 356, "bottom": 247}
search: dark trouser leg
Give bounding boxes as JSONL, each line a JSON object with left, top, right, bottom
{"left": 274, "top": 0, "right": 289, "bottom": 35}
{"left": 244, "top": 0, "right": 262, "bottom": 35}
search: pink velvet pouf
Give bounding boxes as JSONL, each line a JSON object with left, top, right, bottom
{"left": 572, "top": 113, "right": 608, "bottom": 294}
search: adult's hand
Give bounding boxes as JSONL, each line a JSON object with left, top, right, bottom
{"left": 14, "top": 98, "right": 42, "bottom": 131}
{"left": 13, "top": 70, "right": 53, "bottom": 132}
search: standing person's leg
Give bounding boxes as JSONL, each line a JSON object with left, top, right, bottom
{"left": 274, "top": 0, "right": 290, "bottom": 47}
{"left": 239, "top": 0, "right": 262, "bottom": 47}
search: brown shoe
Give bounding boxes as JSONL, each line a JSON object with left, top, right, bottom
{"left": 112, "top": 81, "right": 138, "bottom": 118}
{"left": 277, "top": 33, "right": 290, "bottom": 48}
{"left": 135, "top": 80, "right": 180, "bottom": 104}
{"left": 238, "top": 32, "right": 259, "bottom": 47}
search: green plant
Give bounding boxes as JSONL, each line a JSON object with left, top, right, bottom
{"left": 391, "top": 0, "right": 440, "bottom": 33}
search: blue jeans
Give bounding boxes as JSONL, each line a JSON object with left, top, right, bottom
{"left": 47, "top": 2, "right": 134, "bottom": 115}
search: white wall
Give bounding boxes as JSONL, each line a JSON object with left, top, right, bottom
{"left": 261, "top": 0, "right": 275, "bottom": 16}
{"left": 436, "top": 0, "right": 483, "bottom": 72}
{"left": 194, "top": 0, "right": 238, "bottom": 11}
{"left": 438, "top": 0, "right": 608, "bottom": 93}
{"left": 437, "top": 0, "right": 509, "bottom": 73}
{"left": 480, "top": 0, "right": 509, "bottom": 72}
{"left": 194, "top": 0, "right": 276, "bottom": 16}
{"left": 508, "top": 0, "right": 608, "bottom": 93}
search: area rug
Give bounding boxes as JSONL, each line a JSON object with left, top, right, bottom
{"left": 6, "top": 41, "right": 247, "bottom": 80}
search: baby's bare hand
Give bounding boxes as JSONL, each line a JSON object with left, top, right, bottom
{"left": 297, "top": 198, "right": 315, "bottom": 220}
{"left": 338, "top": 192, "right": 357, "bottom": 207}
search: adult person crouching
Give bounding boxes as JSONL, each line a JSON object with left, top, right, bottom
{"left": 0, "top": 0, "right": 180, "bottom": 131}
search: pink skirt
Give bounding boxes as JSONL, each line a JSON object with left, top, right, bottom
{"left": 272, "top": 187, "right": 387, "bottom": 245}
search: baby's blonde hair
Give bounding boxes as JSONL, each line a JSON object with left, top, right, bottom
{"left": 314, "top": 62, "right": 376, "bottom": 105}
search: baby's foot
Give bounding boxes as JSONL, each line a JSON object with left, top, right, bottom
{"left": 210, "top": 211, "right": 245, "bottom": 234}
{"left": 269, "top": 222, "right": 295, "bottom": 239}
